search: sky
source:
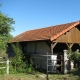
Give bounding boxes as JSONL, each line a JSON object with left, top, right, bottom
{"left": 0, "top": 0, "right": 80, "bottom": 37}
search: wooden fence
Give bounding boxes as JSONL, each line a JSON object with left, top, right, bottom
{"left": 0, "top": 57, "right": 11, "bottom": 74}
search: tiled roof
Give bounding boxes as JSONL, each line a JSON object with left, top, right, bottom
{"left": 12, "top": 21, "right": 80, "bottom": 42}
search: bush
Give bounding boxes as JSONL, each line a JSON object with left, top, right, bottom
{"left": 9, "top": 43, "right": 35, "bottom": 74}
{"left": 70, "top": 52, "right": 80, "bottom": 69}
{"left": 67, "top": 50, "right": 80, "bottom": 70}
{"left": 0, "top": 57, "right": 7, "bottom": 74}
{"left": 27, "top": 59, "right": 35, "bottom": 74}
{"left": 0, "top": 50, "right": 8, "bottom": 59}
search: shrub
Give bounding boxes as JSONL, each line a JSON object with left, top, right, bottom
{"left": 27, "top": 59, "right": 35, "bottom": 74}
{"left": 67, "top": 49, "right": 80, "bottom": 70}
{"left": 0, "top": 57, "right": 7, "bottom": 74}
{"left": 10, "top": 43, "right": 35, "bottom": 74}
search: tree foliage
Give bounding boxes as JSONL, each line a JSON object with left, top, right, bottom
{"left": 0, "top": 11, "right": 15, "bottom": 52}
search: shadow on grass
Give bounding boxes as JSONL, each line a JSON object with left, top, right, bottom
{"left": 69, "top": 68, "right": 80, "bottom": 77}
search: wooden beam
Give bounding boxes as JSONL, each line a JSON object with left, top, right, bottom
{"left": 52, "top": 42, "right": 57, "bottom": 48}
{"left": 66, "top": 43, "right": 69, "bottom": 48}
{"left": 51, "top": 43, "right": 53, "bottom": 54}
{"left": 69, "top": 43, "right": 73, "bottom": 49}
{"left": 66, "top": 43, "right": 74, "bottom": 49}
{"left": 35, "top": 42, "right": 36, "bottom": 54}
{"left": 51, "top": 42, "right": 57, "bottom": 54}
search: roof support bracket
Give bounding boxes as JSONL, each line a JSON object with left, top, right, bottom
{"left": 51, "top": 42, "right": 57, "bottom": 54}
{"left": 66, "top": 43, "right": 74, "bottom": 49}
{"left": 52, "top": 42, "right": 57, "bottom": 48}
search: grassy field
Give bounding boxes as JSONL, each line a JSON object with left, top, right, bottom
{"left": 0, "top": 69, "right": 80, "bottom": 80}
{"left": 0, "top": 73, "right": 79, "bottom": 80}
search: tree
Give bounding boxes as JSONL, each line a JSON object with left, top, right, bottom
{"left": 0, "top": 8, "right": 15, "bottom": 57}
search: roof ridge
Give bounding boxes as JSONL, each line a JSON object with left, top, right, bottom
{"left": 50, "top": 21, "right": 79, "bottom": 41}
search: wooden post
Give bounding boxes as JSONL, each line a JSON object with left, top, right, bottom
{"left": 51, "top": 43, "right": 53, "bottom": 54}
{"left": 35, "top": 42, "right": 36, "bottom": 54}
{"left": 51, "top": 42, "right": 57, "bottom": 54}
{"left": 6, "top": 59, "right": 9, "bottom": 74}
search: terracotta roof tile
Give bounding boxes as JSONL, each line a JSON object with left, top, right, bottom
{"left": 12, "top": 21, "right": 80, "bottom": 42}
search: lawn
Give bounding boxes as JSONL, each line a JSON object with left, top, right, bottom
{"left": 0, "top": 69, "right": 80, "bottom": 80}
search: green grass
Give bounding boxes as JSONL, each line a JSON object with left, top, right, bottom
{"left": 0, "top": 69, "right": 80, "bottom": 80}
{"left": 0, "top": 73, "right": 46, "bottom": 80}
